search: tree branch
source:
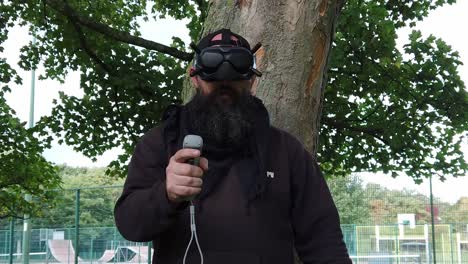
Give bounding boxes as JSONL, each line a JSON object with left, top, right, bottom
{"left": 44, "top": 0, "right": 194, "bottom": 61}
{"left": 63, "top": 4, "right": 154, "bottom": 99}
{"left": 323, "top": 116, "right": 391, "bottom": 146}
{"left": 109, "top": 88, "right": 139, "bottom": 144}
{"left": 0, "top": 213, "right": 24, "bottom": 220}
{"left": 61, "top": 0, "right": 139, "bottom": 145}
{"left": 195, "top": 0, "right": 205, "bottom": 13}
{"left": 0, "top": 196, "right": 26, "bottom": 220}
{"left": 63, "top": 2, "right": 113, "bottom": 73}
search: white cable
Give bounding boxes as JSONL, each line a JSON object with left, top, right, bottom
{"left": 182, "top": 201, "right": 204, "bottom": 264}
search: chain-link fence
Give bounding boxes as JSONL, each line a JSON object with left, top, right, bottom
{"left": 329, "top": 175, "right": 468, "bottom": 263}
{"left": 0, "top": 186, "right": 152, "bottom": 264}
{"left": 0, "top": 176, "right": 467, "bottom": 264}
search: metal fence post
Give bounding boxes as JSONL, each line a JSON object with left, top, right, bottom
{"left": 429, "top": 175, "right": 437, "bottom": 263}
{"left": 75, "top": 189, "right": 81, "bottom": 264}
{"left": 9, "top": 218, "right": 15, "bottom": 264}
{"left": 22, "top": 195, "right": 32, "bottom": 264}
{"left": 449, "top": 223, "right": 454, "bottom": 264}
{"left": 147, "top": 242, "right": 151, "bottom": 264}
{"left": 395, "top": 224, "right": 400, "bottom": 264}
{"left": 90, "top": 238, "right": 94, "bottom": 264}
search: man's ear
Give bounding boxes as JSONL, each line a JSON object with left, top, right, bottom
{"left": 250, "top": 76, "right": 257, "bottom": 96}
{"left": 250, "top": 76, "right": 256, "bottom": 85}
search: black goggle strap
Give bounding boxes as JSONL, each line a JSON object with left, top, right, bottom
{"left": 251, "top": 42, "right": 262, "bottom": 54}
{"left": 189, "top": 42, "right": 201, "bottom": 77}
{"left": 250, "top": 42, "right": 263, "bottom": 77}
{"left": 251, "top": 68, "right": 262, "bottom": 77}
{"left": 190, "top": 42, "right": 201, "bottom": 54}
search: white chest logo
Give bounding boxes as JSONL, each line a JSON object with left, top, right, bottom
{"left": 267, "top": 171, "right": 275, "bottom": 178}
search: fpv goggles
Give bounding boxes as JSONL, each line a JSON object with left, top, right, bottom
{"left": 190, "top": 43, "right": 263, "bottom": 81}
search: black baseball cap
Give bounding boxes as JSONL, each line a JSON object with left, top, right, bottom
{"left": 195, "top": 28, "right": 251, "bottom": 51}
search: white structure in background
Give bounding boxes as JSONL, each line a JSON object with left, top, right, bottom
{"left": 374, "top": 215, "right": 430, "bottom": 264}
{"left": 457, "top": 232, "right": 468, "bottom": 264}
{"left": 398, "top": 214, "right": 416, "bottom": 229}
{"left": 52, "top": 231, "right": 65, "bottom": 240}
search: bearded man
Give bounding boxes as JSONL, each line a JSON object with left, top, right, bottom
{"left": 114, "top": 28, "right": 351, "bottom": 264}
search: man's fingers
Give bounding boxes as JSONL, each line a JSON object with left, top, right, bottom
{"left": 172, "top": 174, "right": 203, "bottom": 188}
{"left": 171, "top": 163, "right": 204, "bottom": 178}
{"left": 172, "top": 148, "right": 201, "bottom": 163}
{"left": 199, "top": 157, "right": 209, "bottom": 172}
{"left": 172, "top": 185, "right": 202, "bottom": 198}
{"left": 166, "top": 150, "right": 204, "bottom": 203}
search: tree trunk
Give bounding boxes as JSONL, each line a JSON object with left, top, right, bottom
{"left": 184, "top": 0, "right": 344, "bottom": 156}
{"left": 183, "top": 0, "right": 345, "bottom": 260}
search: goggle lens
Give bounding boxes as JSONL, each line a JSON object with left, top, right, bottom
{"left": 199, "top": 47, "right": 253, "bottom": 72}
{"left": 200, "top": 51, "right": 224, "bottom": 69}
{"left": 228, "top": 51, "right": 252, "bottom": 73}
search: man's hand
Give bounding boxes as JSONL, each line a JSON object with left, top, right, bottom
{"left": 165, "top": 149, "right": 209, "bottom": 203}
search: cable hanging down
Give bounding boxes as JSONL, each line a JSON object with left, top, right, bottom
{"left": 183, "top": 201, "right": 204, "bottom": 264}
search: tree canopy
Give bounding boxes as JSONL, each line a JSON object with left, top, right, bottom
{"left": 32, "top": 165, "right": 123, "bottom": 228}
{"left": 0, "top": 0, "right": 466, "bottom": 218}
{"left": 321, "top": 0, "right": 466, "bottom": 182}
{"left": 0, "top": 87, "right": 60, "bottom": 219}
{"left": 326, "top": 174, "right": 370, "bottom": 224}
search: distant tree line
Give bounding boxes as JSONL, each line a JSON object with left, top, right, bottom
{"left": 1, "top": 167, "right": 466, "bottom": 230}
{"left": 327, "top": 175, "right": 468, "bottom": 226}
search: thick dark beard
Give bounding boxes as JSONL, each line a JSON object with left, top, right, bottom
{"left": 186, "top": 86, "right": 256, "bottom": 150}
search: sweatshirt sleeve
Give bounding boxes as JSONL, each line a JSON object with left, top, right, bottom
{"left": 114, "top": 127, "right": 189, "bottom": 242}
{"left": 290, "top": 142, "right": 352, "bottom": 264}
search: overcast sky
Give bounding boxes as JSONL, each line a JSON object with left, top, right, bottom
{"left": 2, "top": 2, "right": 467, "bottom": 204}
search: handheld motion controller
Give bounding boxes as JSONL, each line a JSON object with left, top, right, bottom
{"left": 183, "top": 135, "right": 203, "bottom": 167}
{"left": 182, "top": 135, "right": 204, "bottom": 264}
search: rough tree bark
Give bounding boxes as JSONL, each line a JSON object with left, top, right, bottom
{"left": 182, "top": 1, "right": 346, "bottom": 262}
{"left": 183, "top": 0, "right": 345, "bottom": 158}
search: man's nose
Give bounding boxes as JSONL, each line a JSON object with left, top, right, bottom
{"left": 222, "top": 80, "right": 236, "bottom": 86}
{"left": 213, "top": 80, "right": 231, "bottom": 88}
{"left": 219, "top": 80, "right": 229, "bottom": 85}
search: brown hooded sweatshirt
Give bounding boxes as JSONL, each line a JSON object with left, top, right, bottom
{"left": 114, "top": 120, "right": 351, "bottom": 264}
